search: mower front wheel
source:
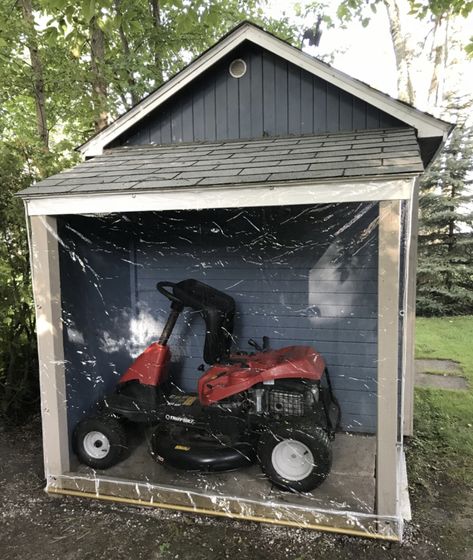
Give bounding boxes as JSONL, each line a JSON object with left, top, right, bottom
{"left": 257, "top": 423, "right": 332, "bottom": 492}
{"left": 73, "top": 415, "right": 127, "bottom": 469}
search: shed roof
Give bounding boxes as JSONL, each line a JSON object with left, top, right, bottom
{"left": 19, "top": 128, "right": 423, "bottom": 199}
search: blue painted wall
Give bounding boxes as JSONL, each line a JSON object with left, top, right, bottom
{"left": 58, "top": 216, "right": 134, "bottom": 434}
{"left": 132, "top": 204, "right": 379, "bottom": 433}
{"left": 114, "top": 42, "right": 404, "bottom": 147}
{"left": 59, "top": 203, "right": 379, "bottom": 434}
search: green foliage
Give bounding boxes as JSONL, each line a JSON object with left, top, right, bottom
{"left": 408, "top": 0, "right": 473, "bottom": 19}
{"left": 417, "top": 121, "right": 473, "bottom": 316}
{"left": 1, "top": 1, "right": 297, "bottom": 147}
{"left": 0, "top": 145, "right": 38, "bottom": 424}
{"left": 408, "top": 0, "right": 473, "bottom": 56}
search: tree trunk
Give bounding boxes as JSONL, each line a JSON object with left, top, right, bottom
{"left": 114, "top": 0, "right": 139, "bottom": 107}
{"left": 445, "top": 191, "right": 455, "bottom": 291}
{"left": 427, "top": 15, "right": 449, "bottom": 108}
{"left": 148, "top": 0, "right": 164, "bottom": 84}
{"left": 89, "top": 15, "right": 109, "bottom": 132}
{"left": 383, "top": 0, "right": 416, "bottom": 104}
{"left": 19, "top": 0, "right": 49, "bottom": 150}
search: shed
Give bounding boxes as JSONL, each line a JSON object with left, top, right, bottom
{"left": 19, "top": 22, "right": 452, "bottom": 541}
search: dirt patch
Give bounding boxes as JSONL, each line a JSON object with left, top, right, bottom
{"left": 415, "top": 372, "right": 469, "bottom": 390}
{"left": 0, "top": 419, "right": 472, "bottom": 560}
{"left": 415, "top": 359, "right": 468, "bottom": 390}
{"left": 416, "top": 359, "right": 462, "bottom": 374}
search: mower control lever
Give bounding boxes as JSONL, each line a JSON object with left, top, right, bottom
{"left": 248, "top": 336, "right": 270, "bottom": 353}
{"left": 248, "top": 338, "right": 262, "bottom": 352}
{"left": 248, "top": 336, "right": 269, "bottom": 352}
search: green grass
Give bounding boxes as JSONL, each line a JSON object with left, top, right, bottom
{"left": 409, "top": 316, "right": 473, "bottom": 488}
{"left": 416, "top": 316, "right": 473, "bottom": 381}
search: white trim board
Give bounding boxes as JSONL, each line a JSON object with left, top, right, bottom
{"left": 25, "top": 178, "right": 413, "bottom": 216}
{"left": 79, "top": 23, "right": 452, "bottom": 157}
{"left": 29, "top": 216, "right": 70, "bottom": 477}
{"left": 376, "top": 200, "right": 402, "bottom": 519}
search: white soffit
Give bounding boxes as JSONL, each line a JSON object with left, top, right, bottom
{"left": 78, "top": 24, "right": 451, "bottom": 157}
{"left": 24, "top": 178, "right": 414, "bottom": 216}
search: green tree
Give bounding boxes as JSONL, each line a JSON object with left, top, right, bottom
{"left": 0, "top": 1, "right": 296, "bottom": 422}
{"left": 417, "top": 117, "right": 473, "bottom": 316}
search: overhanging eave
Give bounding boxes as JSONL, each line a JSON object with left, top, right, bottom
{"left": 23, "top": 177, "right": 416, "bottom": 217}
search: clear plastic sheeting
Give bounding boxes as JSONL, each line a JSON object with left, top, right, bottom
{"left": 28, "top": 201, "right": 409, "bottom": 541}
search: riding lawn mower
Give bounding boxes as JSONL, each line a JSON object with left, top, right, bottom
{"left": 73, "top": 279, "right": 341, "bottom": 492}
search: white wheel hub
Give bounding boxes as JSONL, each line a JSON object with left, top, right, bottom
{"left": 271, "top": 439, "right": 314, "bottom": 481}
{"left": 83, "top": 431, "right": 111, "bottom": 459}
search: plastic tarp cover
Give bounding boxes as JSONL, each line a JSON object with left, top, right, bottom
{"left": 32, "top": 201, "right": 407, "bottom": 540}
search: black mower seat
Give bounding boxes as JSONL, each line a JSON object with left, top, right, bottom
{"left": 164, "top": 279, "right": 236, "bottom": 365}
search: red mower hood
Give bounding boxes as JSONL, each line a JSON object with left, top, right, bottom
{"left": 198, "top": 345, "right": 325, "bottom": 405}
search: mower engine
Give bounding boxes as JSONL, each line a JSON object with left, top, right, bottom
{"left": 267, "top": 388, "right": 306, "bottom": 416}
{"left": 248, "top": 380, "right": 319, "bottom": 418}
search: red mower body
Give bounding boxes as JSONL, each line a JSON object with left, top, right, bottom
{"left": 118, "top": 342, "right": 325, "bottom": 406}
{"left": 198, "top": 346, "right": 325, "bottom": 405}
{"left": 119, "top": 342, "right": 171, "bottom": 387}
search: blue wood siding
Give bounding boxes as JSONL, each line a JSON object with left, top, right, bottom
{"left": 58, "top": 216, "right": 134, "bottom": 436}
{"left": 115, "top": 43, "right": 403, "bottom": 147}
{"left": 59, "top": 203, "right": 380, "bottom": 434}
{"left": 132, "top": 203, "right": 379, "bottom": 433}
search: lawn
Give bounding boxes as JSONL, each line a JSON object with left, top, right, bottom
{"left": 409, "top": 315, "right": 473, "bottom": 486}
{"left": 416, "top": 316, "right": 473, "bottom": 381}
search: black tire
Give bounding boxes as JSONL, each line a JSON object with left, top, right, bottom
{"left": 257, "top": 423, "right": 332, "bottom": 492}
{"left": 73, "top": 416, "right": 127, "bottom": 469}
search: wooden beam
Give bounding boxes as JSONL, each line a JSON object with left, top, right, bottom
{"left": 376, "top": 200, "right": 401, "bottom": 518}
{"left": 402, "top": 179, "right": 420, "bottom": 435}
{"left": 25, "top": 178, "right": 413, "bottom": 217}
{"left": 29, "top": 215, "right": 69, "bottom": 480}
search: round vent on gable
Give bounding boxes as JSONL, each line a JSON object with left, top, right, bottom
{"left": 229, "top": 59, "right": 247, "bottom": 79}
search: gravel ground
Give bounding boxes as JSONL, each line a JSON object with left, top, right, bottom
{"left": 0, "top": 418, "right": 471, "bottom": 560}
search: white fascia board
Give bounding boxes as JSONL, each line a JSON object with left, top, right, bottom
{"left": 25, "top": 178, "right": 413, "bottom": 217}
{"left": 79, "top": 23, "right": 451, "bottom": 158}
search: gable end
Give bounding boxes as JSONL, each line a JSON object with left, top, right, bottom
{"left": 112, "top": 43, "right": 405, "bottom": 147}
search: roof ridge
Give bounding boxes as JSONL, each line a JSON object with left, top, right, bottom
{"left": 103, "top": 127, "right": 416, "bottom": 154}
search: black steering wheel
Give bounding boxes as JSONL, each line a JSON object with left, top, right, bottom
{"left": 156, "top": 281, "right": 181, "bottom": 304}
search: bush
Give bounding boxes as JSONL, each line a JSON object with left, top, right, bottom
{"left": 0, "top": 145, "right": 39, "bottom": 424}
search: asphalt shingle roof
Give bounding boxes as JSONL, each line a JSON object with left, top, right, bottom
{"left": 18, "top": 127, "right": 423, "bottom": 198}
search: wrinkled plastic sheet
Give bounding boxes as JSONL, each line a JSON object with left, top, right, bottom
{"left": 31, "top": 201, "right": 408, "bottom": 540}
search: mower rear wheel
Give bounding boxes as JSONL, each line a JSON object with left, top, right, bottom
{"left": 73, "top": 415, "right": 127, "bottom": 469}
{"left": 257, "top": 423, "right": 332, "bottom": 492}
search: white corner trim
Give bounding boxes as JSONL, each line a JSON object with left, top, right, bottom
{"left": 79, "top": 23, "right": 451, "bottom": 157}
{"left": 402, "top": 178, "right": 419, "bottom": 436}
{"left": 24, "top": 178, "right": 413, "bottom": 216}
{"left": 399, "top": 451, "right": 412, "bottom": 522}
{"left": 28, "top": 215, "right": 70, "bottom": 478}
{"left": 376, "top": 200, "right": 401, "bottom": 518}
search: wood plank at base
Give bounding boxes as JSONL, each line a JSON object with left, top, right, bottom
{"left": 47, "top": 476, "right": 400, "bottom": 541}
